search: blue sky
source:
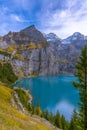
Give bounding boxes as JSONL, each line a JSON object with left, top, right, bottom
{"left": 0, "top": 0, "right": 87, "bottom": 38}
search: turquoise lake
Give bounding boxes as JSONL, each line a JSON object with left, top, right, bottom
{"left": 14, "top": 76, "right": 79, "bottom": 120}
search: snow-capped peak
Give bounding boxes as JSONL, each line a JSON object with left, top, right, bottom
{"left": 62, "top": 32, "right": 85, "bottom": 44}
{"left": 44, "top": 33, "right": 61, "bottom": 42}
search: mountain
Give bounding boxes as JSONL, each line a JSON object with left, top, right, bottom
{"left": 62, "top": 32, "right": 84, "bottom": 44}
{"left": 44, "top": 32, "right": 87, "bottom": 74}
{"left": 0, "top": 25, "right": 87, "bottom": 77}
{"left": 3, "top": 25, "right": 48, "bottom": 46}
{"left": 62, "top": 32, "right": 87, "bottom": 49}
{"left": 44, "top": 33, "right": 61, "bottom": 42}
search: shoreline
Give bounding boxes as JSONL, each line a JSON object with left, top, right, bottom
{"left": 13, "top": 86, "right": 33, "bottom": 104}
{"left": 14, "top": 74, "right": 74, "bottom": 84}
{"left": 13, "top": 74, "right": 75, "bottom": 105}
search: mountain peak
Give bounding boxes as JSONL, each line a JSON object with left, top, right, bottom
{"left": 21, "top": 25, "right": 36, "bottom": 32}
{"left": 27, "top": 25, "right": 36, "bottom": 29}
{"left": 44, "top": 33, "right": 61, "bottom": 42}
{"left": 72, "top": 32, "right": 83, "bottom": 37}
{"left": 62, "top": 32, "right": 85, "bottom": 44}
{"left": 17, "top": 25, "right": 48, "bottom": 45}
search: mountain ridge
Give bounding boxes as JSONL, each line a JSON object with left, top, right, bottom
{"left": 0, "top": 25, "right": 87, "bottom": 78}
{"left": 2, "top": 25, "right": 87, "bottom": 40}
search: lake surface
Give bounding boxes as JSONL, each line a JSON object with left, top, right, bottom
{"left": 14, "top": 76, "right": 79, "bottom": 120}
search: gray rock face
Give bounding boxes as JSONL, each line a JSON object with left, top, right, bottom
{"left": 0, "top": 40, "right": 9, "bottom": 49}
{"left": 20, "top": 25, "right": 46, "bottom": 43}
{"left": 0, "top": 25, "right": 87, "bottom": 77}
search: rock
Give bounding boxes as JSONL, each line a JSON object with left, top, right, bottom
{"left": 13, "top": 91, "right": 25, "bottom": 113}
{"left": 0, "top": 25, "right": 87, "bottom": 77}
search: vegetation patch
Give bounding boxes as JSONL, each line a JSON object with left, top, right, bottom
{"left": 0, "top": 63, "right": 18, "bottom": 84}
{"left": 15, "top": 88, "right": 30, "bottom": 109}
{"left": 0, "top": 85, "right": 56, "bottom": 130}
{"left": 6, "top": 46, "right": 16, "bottom": 52}
{"left": 0, "top": 50, "right": 11, "bottom": 56}
{"left": 13, "top": 53, "right": 24, "bottom": 60}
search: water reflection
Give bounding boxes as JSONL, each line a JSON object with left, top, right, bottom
{"left": 14, "top": 76, "right": 79, "bottom": 120}
{"left": 46, "top": 100, "right": 75, "bottom": 120}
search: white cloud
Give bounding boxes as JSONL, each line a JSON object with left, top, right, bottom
{"left": 46, "top": 100, "right": 75, "bottom": 120}
{"left": 0, "top": 0, "right": 87, "bottom": 38}
{"left": 38, "top": 0, "right": 87, "bottom": 38}
{"left": 10, "top": 14, "right": 22, "bottom": 22}
{"left": 54, "top": 100, "right": 75, "bottom": 120}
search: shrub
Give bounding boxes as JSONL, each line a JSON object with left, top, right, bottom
{"left": 0, "top": 63, "right": 18, "bottom": 84}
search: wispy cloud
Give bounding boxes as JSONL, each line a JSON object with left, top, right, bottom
{"left": 10, "top": 14, "right": 22, "bottom": 22}
{"left": 10, "top": 14, "right": 30, "bottom": 23}
{"left": 37, "top": 0, "right": 87, "bottom": 38}
{"left": 0, "top": 0, "right": 87, "bottom": 38}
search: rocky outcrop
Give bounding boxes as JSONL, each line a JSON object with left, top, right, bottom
{"left": 12, "top": 90, "right": 25, "bottom": 113}
{"left": 0, "top": 25, "right": 87, "bottom": 77}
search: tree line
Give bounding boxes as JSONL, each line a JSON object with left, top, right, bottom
{"left": 27, "top": 46, "right": 87, "bottom": 130}
{"left": 5, "top": 45, "right": 85, "bottom": 130}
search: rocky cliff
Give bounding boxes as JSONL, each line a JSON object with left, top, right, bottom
{"left": 0, "top": 25, "right": 87, "bottom": 78}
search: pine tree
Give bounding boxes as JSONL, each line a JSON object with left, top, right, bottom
{"left": 69, "top": 109, "right": 80, "bottom": 130}
{"left": 43, "top": 109, "right": 50, "bottom": 120}
{"left": 48, "top": 112, "right": 55, "bottom": 124}
{"left": 61, "top": 115, "right": 67, "bottom": 130}
{"left": 73, "top": 46, "right": 87, "bottom": 130}
{"left": 54, "top": 111, "right": 62, "bottom": 128}
{"left": 34, "top": 106, "right": 42, "bottom": 116}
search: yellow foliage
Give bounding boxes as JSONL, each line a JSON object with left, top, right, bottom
{"left": 18, "top": 42, "right": 39, "bottom": 51}
{"left": 18, "top": 70, "right": 24, "bottom": 77}
{"left": 0, "top": 47, "right": 3, "bottom": 51}
{"left": 19, "top": 43, "right": 36, "bottom": 51}
{"left": 30, "top": 74, "right": 36, "bottom": 77}
{"left": 28, "top": 42, "right": 36, "bottom": 50}
{"left": 0, "top": 85, "right": 11, "bottom": 102}
{"left": 19, "top": 44, "right": 26, "bottom": 50}
{"left": 13, "top": 53, "right": 24, "bottom": 60}
{"left": 37, "top": 44, "right": 42, "bottom": 49}
{"left": 35, "top": 107, "right": 43, "bottom": 116}
{"left": 0, "top": 85, "right": 57, "bottom": 130}
{"left": 6, "top": 46, "right": 16, "bottom": 52}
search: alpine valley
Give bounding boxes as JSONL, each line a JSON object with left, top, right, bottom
{"left": 0, "top": 25, "right": 87, "bottom": 78}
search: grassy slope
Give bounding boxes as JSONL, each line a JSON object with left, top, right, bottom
{"left": 0, "top": 85, "right": 59, "bottom": 130}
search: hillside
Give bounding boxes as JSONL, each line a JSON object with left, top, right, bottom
{"left": 0, "top": 25, "right": 87, "bottom": 77}
{"left": 0, "top": 84, "right": 60, "bottom": 130}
